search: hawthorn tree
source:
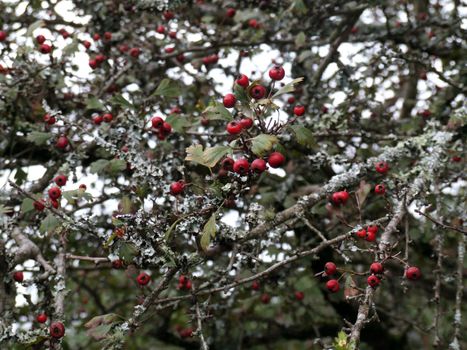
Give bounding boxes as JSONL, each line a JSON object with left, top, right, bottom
{"left": 0, "top": 0, "right": 465, "bottom": 349}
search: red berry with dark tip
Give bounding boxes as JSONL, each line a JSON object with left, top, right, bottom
{"left": 324, "top": 262, "right": 337, "bottom": 275}
{"left": 374, "top": 184, "right": 386, "bottom": 195}
{"left": 365, "top": 230, "right": 376, "bottom": 242}
{"left": 83, "top": 40, "right": 91, "bottom": 49}
{"left": 236, "top": 74, "right": 249, "bottom": 87}
{"left": 103, "top": 113, "right": 113, "bottom": 122}
{"left": 331, "top": 191, "right": 349, "bottom": 205}
{"left": 50, "top": 322, "right": 65, "bottom": 338}
{"left": 39, "top": 44, "right": 52, "bottom": 54}
{"left": 223, "top": 93, "right": 236, "bottom": 108}
{"left": 356, "top": 228, "right": 367, "bottom": 239}
{"left": 89, "top": 59, "right": 98, "bottom": 69}
{"left": 48, "top": 187, "right": 61, "bottom": 200}
{"left": 269, "top": 65, "right": 285, "bottom": 81}
{"left": 151, "top": 116, "right": 164, "bottom": 129}
{"left": 250, "top": 85, "right": 266, "bottom": 100}
{"left": 268, "top": 152, "right": 285, "bottom": 168}
{"left": 170, "top": 181, "right": 185, "bottom": 195}
{"left": 226, "top": 8, "right": 236, "bottom": 17}
{"left": 161, "top": 122, "right": 172, "bottom": 134}
{"left": 221, "top": 157, "right": 234, "bottom": 171}
{"left": 375, "top": 161, "right": 389, "bottom": 174}
{"left": 370, "top": 262, "right": 384, "bottom": 274}
{"left": 367, "top": 225, "right": 379, "bottom": 234}
{"left": 36, "top": 35, "right": 46, "bottom": 44}
{"left": 36, "top": 313, "right": 47, "bottom": 323}
{"left": 251, "top": 159, "right": 267, "bottom": 173}
{"left": 156, "top": 25, "right": 165, "bottom": 34}
{"left": 293, "top": 105, "right": 305, "bottom": 116}
{"left": 54, "top": 175, "right": 67, "bottom": 187}
{"left": 326, "top": 279, "right": 339, "bottom": 293}
{"left": 92, "top": 115, "right": 103, "bottom": 124}
{"left": 13, "top": 271, "right": 23, "bottom": 282}
{"left": 252, "top": 280, "right": 260, "bottom": 290}
{"left": 406, "top": 266, "right": 421, "bottom": 280}
{"left": 226, "top": 121, "right": 243, "bottom": 135}
{"left": 240, "top": 118, "right": 253, "bottom": 129}
{"left": 136, "top": 272, "right": 151, "bottom": 286}
{"left": 129, "top": 47, "right": 141, "bottom": 58}
{"left": 233, "top": 158, "right": 249, "bottom": 175}
{"left": 367, "top": 275, "right": 381, "bottom": 287}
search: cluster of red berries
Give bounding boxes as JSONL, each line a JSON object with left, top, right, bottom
{"left": 177, "top": 275, "right": 192, "bottom": 290}
{"left": 331, "top": 190, "right": 350, "bottom": 206}
{"left": 218, "top": 151, "right": 285, "bottom": 179}
{"left": 136, "top": 272, "right": 151, "bottom": 286}
{"left": 323, "top": 262, "right": 340, "bottom": 293}
{"left": 89, "top": 54, "right": 107, "bottom": 69}
{"left": 151, "top": 116, "right": 173, "bottom": 140}
{"left": 36, "top": 313, "right": 65, "bottom": 339}
{"left": 355, "top": 225, "right": 379, "bottom": 242}
{"left": 92, "top": 113, "right": 113, "bottom": 125}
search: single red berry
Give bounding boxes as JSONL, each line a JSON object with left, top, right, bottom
{"left": 0, "top": 31, "right": 7, "bottom": 42}
{"left": 251, "top": 159, "right": 267, "bottom": 173}
{"left": 201, "top": 117, "right": 209, "bottom": 126}
{"left": 179, "top": 275, "right": 187, "bottom": 285}
{"left": 176, "top": 53, "right": 185, "bottom": 63}
{"left": 34, "top": 199, "right": 46, "bottom": 211}
{"left": 92, "top": 115, "right": 103, "bottom": 124}
{"left": 151, "top": 116, "right": 164, "bottom": 129}
{"left": 169, "top": 31, "right": 177, "bottom": 39}
{"left": 331, "top": 191, "right": 349, "bottom": 205}
{"left": 60, "top": 29, "right": 69, "bottom": 39}
{"left": 118, "top": 44, "right": 129, "bottom": 53}
{"left": 179, "top": 328, "right": 193, "bottom": 338}
{"left": 39, "top": 44, "right": 52, "bottom": 54}
{"left": 406, "top": 266, "right": 421, "bottom": 280}
{"left": 226, "top": 121, "right": 243, "bottom": 135}
{"left": 185, "top": 280, "right": 192, "bottom": 290}
{"left": 365, "top": 230, "right": 377, "bottom": 242}
{"left": 233, "top": 158, "right": 249, "bottom": 175}
{"left": 268, "top": 152, "right": 285, "bottom": 168}
{"left": 112, "top": 259, "right": 124, "bottom": 269}
{"left": 95, "top": 54, "right": 106, "bottom": 64}
{"left": 50, "top": 199, "right": 58, "bottom": 209}
{"left": 370, "top": 262, "right": 384, "bottom": 274}
{"left": 129, "top": 47, "right": 141, "bottom": 58}
{"left": 223, "top": 93, "right": 236, "bottom": 108}
{"left": 252, "top": 280, "right": 260, "bottom": 291}
{"left": 36, "top": 35, "right": 46, "bottom": 44}
{"left": 93, "top": 33, "right": 101, "bottom": 41}
{"left": 367, "top": 225, "right": 378, "bottom": 234}
{"left": 136, "top": 272, "right": 151, "bottom": 286}
{"left": 260, "top": 293, "right": 271, "bottom": 304}
{"left": 294, "top": 291, "right": 304, "bottom": 301}
{"left": 250, "top": 85, "right": 266, "bottom": 100}
{"left": 163, "top": 11, "right": 174, "bottom": 20}
{"left": 293, "top": 105, "right": 305, "bottom": 116}
{"left": 374, "top": 184, "right": 386, "bottom": 195}
{"left": 83, "top": 40, "right": 91, "bottom": 49}
{"left": 356, "top": 228, "right": 367, "bottom": 239}
{"left": 43, "top": 114, "right": 56, "bottom": 125}
{"left": 226, "top": 8, "right": 236, "bottom": 17}
{"left": 49, "top": 322, "right": 65, "bottom": 339}
{"left": 375, "top": 161, "right": 389, "bottom": 174}
{"left": 268, "top": 65, "right": 285, "bottom": 81}
{"left": 48, "top": 187, "right": 62, "bottom": 200}
{"left": 367, "top": 275, "right": 381, "bottom": 288}
{"left": 54, "top": 175, "right": 67, "bottom": 187}
{"left": 326, "top": 279, "right": 340, "bottom": 293}
{"left": 170, "top": 181, "right": 185, "bottom": 195}
{"left": 221, "top": 157, "right": 235, "bottom": 171}
{"left": 79, "top": 184, "right": 87, "bottom": 190}
{"left": 287, "top": 96, "right": 296, "bottom": 104}
{"left": 324, "top": 262, "right": 337, "bottom": 275}
{"left": 36, "top": 313, "right": 47, "bottom": 323}
{"left": 89, "top": 59, "right": 98, "bottom": 69}
{"left": 156, "top": 25, "right": 166, "bottom": 34}
{"left": 103, "top": 31, "right": 112, "bottom": 40}
{"left": 236, "top": 74, "right": 249, "bottom": 87}
{"left": 248, "top": 19, "right": 259, "bottom": 29}
{"left": 240, "top": 118, "right": 253, "bottom": 129}
{"left": 160, "top": 122, "right": 172, "bottom": 134}
{"left": 451, "top": 156, "right": 461, "bottom": 162}
{"left": 164, "top": 46, "right": 175, "bottom": 53}
{"left": 103, "top": 113, "right": 113, "bottom": 123}
{"left": 13, "top": 271, "right": 24, "bottom": 282}
{"left": 420, "top": 109, "right": 431, "bottom": 118}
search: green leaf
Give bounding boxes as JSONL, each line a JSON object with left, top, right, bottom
{"left": 110, "top": 94, "right": 134, "bottom": 109}
{"left": 200, "top": 213, "right": 216, "bottom": 251}
{"left": 119, "top": 196, "right": 133, "bottom": 214}
{"left": 86, "top": 96, "right": 105, "bottom": 111}
{"left": 291, "top": 0, "right": 308, "bottom": 15}
{"left": 202, "top": 102, "right": 233, "bottom": 121}
{"left": 272, "top": 77, "right": 304, "bottom": 98}
{"left": 14, "top": 168, "right": 27, "bottom": 186}
{"left": 295, "top": 32, "right": 307, "bottom": 48}
{"left": 119, "top": 243, "right": 137, "bottom": 261}
{"left": 21, "top": 198, "right": 35, "bottom": 213}
{"left": 27, "top": 131, "right": 50, "bottom": 146}
{"left": 202, "top": 146, "right": 231, "bottom": 168}
{"left": 288, "top": 125, "right": 316, "bottom": 148}
{"left": 26, "top": 20, "right": 45, "bottom": 36}
{"left": 108, "top": 159, "right": 127, "bottom": 174}
{"left": 39, "top": 214, "right": 60, "bottom": 234}
{"left": 153, "top": 78, "right": 181, "bottom": 98}
{"left": 250, "top": 134, "right": 278, "bottom": 156}
{"left": 62, "top": 37, "right": 79, "bottom": 56}
{"left": 165, "top": 114, "right": 189, "bottom": 133}
{"left": 185, "top": 145, "right": 205, "bottom": 165}
{"left": 90, "top": 159, "right": 110, "bottom": 174}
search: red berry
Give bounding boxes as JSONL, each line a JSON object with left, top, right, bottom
{"left": 240, "top": 118, "right": 253, "bottom": 129}
{"left": 176, "top": 54, "right": 185, "bottom": 63}
{"left": 326, "top": 279, "right": 340, "bottom": 293}
{"left": 13, "top": 271, "right": 24, "bottom": 282}
{"left": 151, "top": 116, "right": 164, "bottom": 129}
{"left": 43, "top": 114, "right": 56, "bottom": 125}
{"left": 350, "top": 26, "right": 358, "bottom": 34}
{"left": 89, "top": 59, "right": 98, "bottom": 69}
{"left": 95, "top": 54, "right": 106, "bottom": 64}
{"left": 374, "top": 184, "right": 386, "bottom": 195}
{"left": 331, "top": 191, "right": 349, "bottom": 205}
{"left": 452, "top": 156, "right": 461, "bottom": 162}
{"left": 164, "top": 46, "right": 175, "bottom": 53}
{"left": 112, "top": 259, "right": 124, "bottom": 269}
{"left": 293, "top": 105, "right": 305, "bottom": 116}
{"left": 93, "top": 33, "right": 101, "bottom": 41}
{"left": 248, "top": 19, "right": 259, "bottom": 29}
{"left": 34, "top": 199, "right": 46, "bottom": 211}
{"left": 324, "top": 262, "right": 337, "bottom": 275}
{"left": 129, "top": 47, "right": 141, "bottom": 58}
{"left": 420, "top": 109, "right": 431, "bottom": 118}
{"left": 367, "top": 225, "right": 379, "bottom": 234}
{"left": 49, "top": 322, "right": 65, "bottom": 339}
{"left": 36, "top": 35, "right": 46, "bottom": 44}
{"left": 250, "top": 85, "right": 266, "bottom": 100}
{"left": 268, "top": 65, "right": 285, "bottom": 81}
{"left": 226, "top": 8, "right": 236, "bottom": 17}
{"left": 356, "top": 228, "right": 367, "bottom": 239}
{"left": 118, "top": 44, "right": 129, "bottom": 53}
{"left": 267, "top": 152, "right": 285, "bottom": 168}
{"left": 60, "top": 29, "right": 69, "bottom": 39}
{"left": 163, "top": 11, "right": 174, "bottom": 20}
{"left": 179, "top": 328, "right": 193, "bottom": 338}
{"left": 251, "top": 159, "right": 267, "bottom": 173}
{"left": 39, "top": 44, "right": 52, "bottom": 54}
{"left": 83, "top": 40, "right": 91, "bottom": 49}
{"left": 226, "top": 121, "right": 243, "bottom": 135}
{"left": 136, "top": 272, "right": 151, "bottom": 286}
{"left": 156, "top": 25, "right": 166, "bottom": 34}
{"left": 54, "top": 175, "right": 67, "bottom": 187}
{"left": 294, "top": 291, "right": 304, "bottom": 301}
{"left": 260, "top": 293, "right": 271, "bottom": 304}
{"left": 179, "top": 275, "right": 187, "bottom": 285}
{"left": 79, "top": 184, "right": 87, "bottom": 190}
{"left": 221, "top": 157, "right": 234, "bottom": 171}
{"left": 169, "top": 31, "right": 177, "bottom": 39}
{"left": 92, "top": 115, "right": 103, "bottom": 124}
{"left": 103, "top": 31, "right": 112, "bottom": 40}
{"left": 0, "top": 31, "right": 7, "bottom": 42}
{"left": 223, "top": 93, "right": 236, "bottom": 108}
{"left": 365, "top": 230, "right": 377, "bottom": 242}
{"left": 48, "top": 187, "right": 62, "bottom": 200}
{"left": 161, "top": 122, "right": 172, "bottom": 134}
{"left": 252, "top": 280, "right": 260, "bottom": 291}
{"left": 236, "top": 74, "right": 249, "bottom": 87}
{"left": 287, "top": 96, "right": 295, "bottom": 104}
{"left": 184, "top": 280, "right": 192, "bottom": 290}
{"left": 405, "top": 266, "right": 421, "bottom": 280}
{"left": 375, "top": 161, "right": 389, "bottom": 174}
{"left": 170, "top": 181, "right": 185, "bottom": 195}
{"left": 103, "top": 113, "right": 113, "bottom": 123}
{"left": 233, "top": 158, "right": 249, "bottom": 175}
{"left": 367, "top": 275, "right": 381, "bottom": 287}
{"left": 370, "top": 262, "right": 384, "bottom": 274}
{"left": 36, "top": 313, "right": 47, "bottom": 323}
